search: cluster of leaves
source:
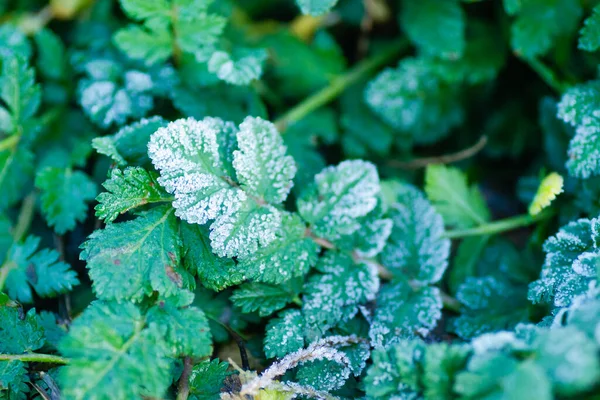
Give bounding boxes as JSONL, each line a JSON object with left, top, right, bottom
{"left": 1, "top": 0, "right": 600, "bottom": 399}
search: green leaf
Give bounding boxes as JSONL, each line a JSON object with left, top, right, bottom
{"left": 264, "top": 309, "right": 305, "bottom": 359}
{"left": 34, "top": 29, "right": 66, "bottom": 80}
{"left": 231, "top": 282, "right": 296, "bottom": 317}
{"left": 208, "top": 49, "right": 268, "bottom": 86}
{"left": 365, "top": 58, "right": 463, "bottom": 144}
{"left": 147, "top": 297, "right": 212, "bottom": 358}
{"left": 298, "top": 160, "right": 380, "bottom": 241}
{"left": 0, "top": 360, "right": 29, "bottom": 399}
{"left": 0, "top": 149, "right": 34, "bottom": 210}
{"left": 369, "top": 279, "right": 442, "bottom": 347}
{"left": 38, "top": 311, "right": 67, "bottom": 350}
{"left": 118, "top": 0, "right": 170, "bottom": 20}
{"left": 424, "top": 164, "right": 491, "bottom": 228}
{"left": 113, "top": 23, "right": 172, "bottom": 66}
{"left": 0, "top": 25, "right": 31, "bottom": 59}
{"left": 381, "top": 189, "right": 450, "bottom": 284}
{"left": 96, "top": 167, "right": 172, "bottom": 223}
{"left": 303, "top": 252, "right": 379, "bottom": 336}
{"left": 509, "top": 0, "right": 581, "bottom": 58}
{"left": 35, "top": 167, "right": 97, "bottom": 234}
{"left": 450, "top": 236, "right": 490, "bottom": 294}
{"left": 296, "top": 358, "right": 349, "bottom": 392}
{"left": 59, "top": 301, "right": 172, "bottom": 400}
{"left": 296, "top": 0, "right": 339, "bottom": 16}
{"left": 235, "top": 213, "right": 319, "bottom": 284}
{"left": 422, "top": 342, "right": 470, "bottom": 400}
{"left": 181, "top": 223, "right": 242, "bottom": 291}
{"left": 232, "top": 117, "right": 296, "bottom": 204}
{"left": 400, "top": 0, "right": 465, "bottom": 59}
{"left": 0, "top": 307, "right": 44, "bottom": 354}
{"left": 81, "top": 206, "right": 193, "bottom": 302}
{"left": 4, "top": 236, "right": 79, "bottom": 304}
{"left": 452, "top": 276, "right": 530, "bottom": 339}
{"left": 188, "top": 359, "right": 231, "bottom": 400}
{"left": 0, "top": 54, "right": 40, "bottom": 127}
{"left": 579, "top": 5, "right": 600, "bottom": 52}
{"left": 93, "top": 116, "right": 168, "bottom": 166}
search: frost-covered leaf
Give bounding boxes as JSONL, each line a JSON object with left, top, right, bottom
{"left": 81, "top": 206, "right": 193, "bottom": 302}
{"left": 264, "top": 310, "right": 305, "bottom": 359}
{"left": 0, "top": 307, "right": 44, "bottom": 354}
{"left": 565, "top": 124, "right": 600, "bottom": 179}
{"left": 557, "top": 81, "right": 600, "bottom": 128}
{"left": 59, "top": 301, "right": 172, "bottom": 400}
{"left": 295, "top": 358, "right": 349, "bottom": 392}
{"left": 235, "top": 213, "right": 319, "bottom": 284}
{"left": 579, "top": 5, "right": 600, "bottom": 52}
{"left": 296, "top": 0, "right": 339, "bottom": 16}
{"left": 452, "top": 276, "right": 530, "bottom": 339}
{"left": 148, "top": 117, "right": 244, "bottom": 224}
{"left": 231, "top": 283, "right": 297, "bottom": 317}
{"left": 4, "top": 236, "right": 79, "bottom": 303}
{"left": 181, "top": 223, "right": 242, "bottom": 291}
{"left": 232, "top": 117, "right": 296, "bottom": 204}
{"left": 95, "top": 167, "right": 171, "bottom": 223}
{"left": 370, "top": 279, "right": 442, "bottom": 348}
{"left": 381, "top": 189, "right": 450, "bottom": 284}
{"left": 146, "top": 297, "right": 212, "bottom": 358}
{"left": 35, "top": 167, "right": 97, "bottom": 234}
{"left": 365, "top": 58, "right": 463, "bottom": 144}
{"left": 208, "top": 49, "right": 268, "bottom": 86}
{"left": 303, "top": 252, "right": 379, "bottom": 337}
{"left": 92, "top": 116, "right": 168, "bottom": 167}
{"left": 298, "top": 160, "right": 380, "bottom": 241}
{"left": 400, "top": 0, "right": 465, "bottom": 59}
{"left": 188, "top": 359, "right": 232, "bottom": 400}
{"left": 425, "top": 164, "right": 490, "bottom": 228}
{"left": 509, "top": 0, "right": 581, "bottom": 58}
{"left": 529, "top": 218, "right": 599, "bottom": 308}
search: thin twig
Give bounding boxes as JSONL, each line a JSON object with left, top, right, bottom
{"left": 12, "top": 192, "right": 36, "bottom": 242}
{"left": 176, "top": 357, "right": 193, "bottom": 400}
{"left": 0, "top": 353, "right": 69, "bottom": 365}
{"left": 28, "top": 381, "right": 51, "bottom": 400}
{"left": 389, "top": 136, "right": 488, "bottom": 169}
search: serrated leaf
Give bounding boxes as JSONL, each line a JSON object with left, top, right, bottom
{"left": 113, "top": 23, "right": 172, "bottom": 66}
{"left": 303, "top": 252, "right": 379, "bottom": 337}
{"left": 381, "top": 189, "right": 450, "bottom": 284}
{"left": 0, "top": 54, "right": 40, "bottom": 127}
{"left": 422, "top": 342, "right": 470, "bottom": 400}
{"left": 296, "top": 358, "right": 349, "bottom": 392}
{"left": 231, "top": 282, "right": 296, "bottom": 317}
{"left": 0, "top": 25, "right": 31, "bottom": 59}
{"left": 81, "top": 206, "right": 193, "bottom": 302}
{"left": 189, "top": 359, "right": 232, "bottom": 400}
{"left": 59, "top": 301, "right": 172, "bottom": 400}
{"left": 264, "top": 309, "right": 305, "bottom": 359}
{"left": 118, "top": 0, "right": 170, "bottom": 20}
{"left": 38, "top": 311, "right": 67, "bottom": 350}
{"left": 0, "top": 307, "right": 44, "bottom": 354}
{"left": 579, "top": 5, "right": 600, "bottom": 52}
{"left": 365, "top": 58, "right": 463, "bottom": 144}
{"left": 400, "top": 0, "right": 465, "bottom": 59}
{"left": 181, "top": 223, "right": 242, "bottom": 291}
{"left": 96, "top": 167, "right": 172, "bottom": 223}
{"left": 425, "top": 164, "right": 491, "bottom": 228}
{"left": 208, "top": 49, "right": 268, "bottom": 86}
{"left": 298, "top": 160, "right": 380, "bottom": 241}
{"left": 452, "top": 276, "right": 530, "bottom": 339}
{"left": 369, "top": 279, "right": 442, "bottom": 348}
{"left": 4, "top": 236, "right": 79, "bottom": 303}
{"left": 232, "top": 117, "right": 296, "bottom": 204}
{"left": 147, "top": 298, "right": 212, "bottom": 358}
{"left": 93, "top": 116, "right": 168, "bottom": 166}
{"left": 529, "top": 218, "right": 598, "bottom": 308}
{"left": 0, "top": 359, "right": 29, "bottom": 399}
{"left": 296, "top": 0, "right": 338, "bottom": 16}
{"left": 565, "top": 124, "right": 600, "bottom": 179}
{"left": 235, "top": 213, "right": 319, "bottom": 284}
{"left": 35, "top": 167, "right": 97, "bottom": 234}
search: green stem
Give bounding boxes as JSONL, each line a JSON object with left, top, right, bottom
{"left": 0, "top": 135, "right": 20, "bottom": 152}
{"left": 274, "top": 39, "right": 409, "bottom": 132}
{"left": 13, "top": 192, "right": 36, "bottom": 242}
{"left": 523, "top": 57, "right": 569, "bottom": 93}
{"left": 0, "top": 353, "right": 69, "bottom": 364}
{"left": 443, "top": 210, "right": 554, "bottom": 239}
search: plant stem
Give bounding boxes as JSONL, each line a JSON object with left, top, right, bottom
{"left": 443, "top": 210, "right": 554, "bottom": 239}
{"left": 274, "top": 39, "right": 409, "bottom": 132}
{"left": 0, "top": 135, "right": 20, "bottom": 152}
{"left": 0, "top": 353, "right": 69, "bottom": 364}
{"left": 389, "top": 136, "right": 488, "bottom": 169}
{"left": 523, "top": 57, "right": 569, "bottom": 93}
{"left": 13, "top": 192, "right": 36, "bottom": 242}
{"left": 176, "top": 357, "right": 192, "bottom": 400}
